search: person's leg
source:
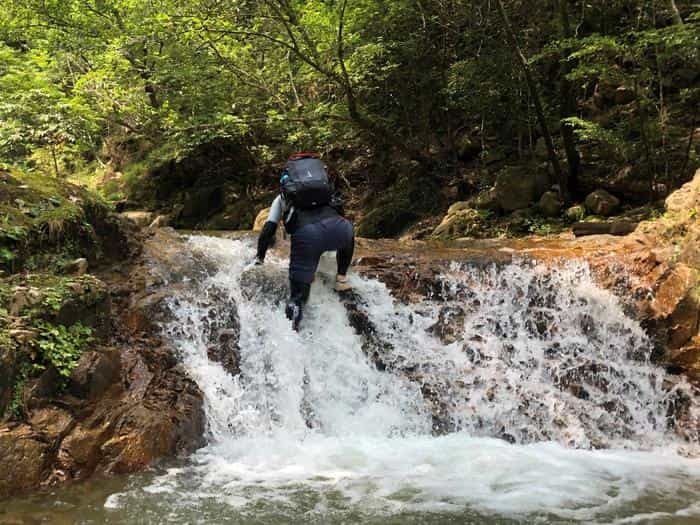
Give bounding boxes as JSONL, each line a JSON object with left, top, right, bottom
{"left": 336, "top": 232, "right": 354, "bottom": 276}
{"left": 287, "top": 224, "right": 322, "bottom": 329}
{"left": 322, "top": 217, "right": 354, "bottom": 291}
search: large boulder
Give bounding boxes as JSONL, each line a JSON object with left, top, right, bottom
{"left": 537, "top": 191, "right": 563, "bottom": 218}
{"left": 585, "top": 189, "right": 620, "bottom": 216}
{"left": 432, "top": 208, "right": 488, "bottom": 239}
{"left": 665, "top": 170, "right": 700, "bottom": 214}
{"left": 468, "top": 188, "right": 500, "bottom": 212}
{"left": 494, "top": 167, "right": 550, "bottom": 212}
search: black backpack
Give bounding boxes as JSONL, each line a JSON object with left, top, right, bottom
{"left": 281, "top": 154, "right": 333, "bottom": 209}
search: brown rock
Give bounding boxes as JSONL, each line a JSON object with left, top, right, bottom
{"left": 29, "top": 407, "right": 74, "bottom": 442}
{"left": 573, "top": 221, "right": 637, "bottom": 237}
{"left": 120, "top": 211, "right": 155, "bottom": 228}
{"left": 665, "top": 170, "right": 700, "bottom": 213}
{"left": 494, "top": 167, "right": 549, "bottom": 212}
{"left": 58, "top": 423, "right": 112, "bottom": 478}
{"left": 207, "top": 329, "right": 241, "bottom": 376}
{"left": 0, "top": 426, "right": 50, "bottom": 498}
{"left": 585, "top": 190, "right": 620, "bottom": 217}
{"left": 68, "top": 350, "right": 120, "bottom": 400}
{"left": 668, "top": 336, "right": 700, "bottom": 383}
{"left": 538, "top": 191, "right": 563, "bottom": 218}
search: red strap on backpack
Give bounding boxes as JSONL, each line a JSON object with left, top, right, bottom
{"left": 288, "top": 152, "right": 321, "bottom": 161}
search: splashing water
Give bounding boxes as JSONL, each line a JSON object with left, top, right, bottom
{"left": 8, "top": 233, "right": 696, "bottom": 524}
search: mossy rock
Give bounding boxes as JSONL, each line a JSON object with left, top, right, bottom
{"left": 433, "top": 208, "right": 490, "bottom": 239}
{"left": 0, "top": 168, "right": 132, "bottom": 274}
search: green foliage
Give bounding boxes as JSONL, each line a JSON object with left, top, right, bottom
{"left": 8, "top": 363, "right": 30, "bottom": 418}
{"left": 33, "top": 321, "right": 92, "bottom": 378}
{"left": 0, "top": 0, "right": 698, "bottom": 222}
{"left": 563, "top": 117, "right": 626, "bottom": 151}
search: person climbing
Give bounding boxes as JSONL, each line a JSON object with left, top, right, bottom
{"left": 255, "top": 152, "right": 355, "bottom": 331}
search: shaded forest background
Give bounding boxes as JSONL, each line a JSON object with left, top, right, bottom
{"left": 1, "top": 0, "right": 699, "bottom": 237}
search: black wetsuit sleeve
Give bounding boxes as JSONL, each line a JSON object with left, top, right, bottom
{"left": 256, "top": 221, "right": 278, "bottom": 261}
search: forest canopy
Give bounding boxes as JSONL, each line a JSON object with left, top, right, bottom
{"left": 1, "top": 1, "right": 699, "bottom": 224}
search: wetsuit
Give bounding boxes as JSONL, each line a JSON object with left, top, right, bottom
{"left": 256, "top": 194, "right": 355, "bottom": 325}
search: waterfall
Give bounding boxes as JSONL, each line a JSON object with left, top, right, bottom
{"left": 107, "top": 234, "right": 700, "bottom": 523}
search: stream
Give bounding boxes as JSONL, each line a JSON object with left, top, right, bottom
{"left": 2, "top": 233, "right": 700, "bottom": 524}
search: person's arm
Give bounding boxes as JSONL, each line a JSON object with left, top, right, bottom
{"left": 329, "top": 188, "right": 345, "bottom": 217}
{"left": 256, "top": 195, "right": 284, "bottom": 263}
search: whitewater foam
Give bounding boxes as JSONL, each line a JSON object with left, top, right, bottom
{"left": 127, "top": 234, "right": 700, "bottom": 522}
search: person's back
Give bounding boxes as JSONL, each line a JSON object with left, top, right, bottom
{"left": 255, "top": 153, "right": 355, "bottom": 330}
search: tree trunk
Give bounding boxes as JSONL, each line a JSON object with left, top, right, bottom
{"left": 557, "top": 0, "right": 581, "bottom": 197}
{"left": 668, "top": 0, "right": 683, "bottom": 25}
{"left": 495, "top": 0, "right": 569, "bottom": 202}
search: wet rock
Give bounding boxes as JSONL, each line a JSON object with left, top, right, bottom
{"left": 0, "top": 227, "right": 206, "bottom": 497}
{"left": 538, "top": 191, "right": 563, "bottom": 218}
{"left": 240, "top": 264, "right": 288, "bottom": 303}
{"left": 0, "top": 426, "right": 50, "bottom": 498}
{"left": 667, "top": 336, "right": 700, "bottom": 384}
{"left": 68, "top": 350, "right": 120, "bottom": 400}
{"left": 208, "top": 329, "right": 241, "bottom": 376}
{"left": 125, "top": 289, "right": 173, "bottom": 333}
{"left": 429, "top": 306, "right": 466, "bottom": 344}
{"left": 585, "top": 189, "right": 620, "bottom": 217}
{"left": 340, "top": 293, "right": 391, "bottom": 371}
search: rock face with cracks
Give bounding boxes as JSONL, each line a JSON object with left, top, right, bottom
{"left": 0, "top": 228, "right": 206, "bottom": 499}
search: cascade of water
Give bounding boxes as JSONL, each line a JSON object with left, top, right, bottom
{"left": 349, "top": 260, "right": 699, "bottom": 449}
{"left": 120, "top": 234, "right": 700, "bottom": 522}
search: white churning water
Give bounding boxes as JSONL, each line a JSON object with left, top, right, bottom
{"left": 108, "top": 234, "right": 700, "bottom": 523}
